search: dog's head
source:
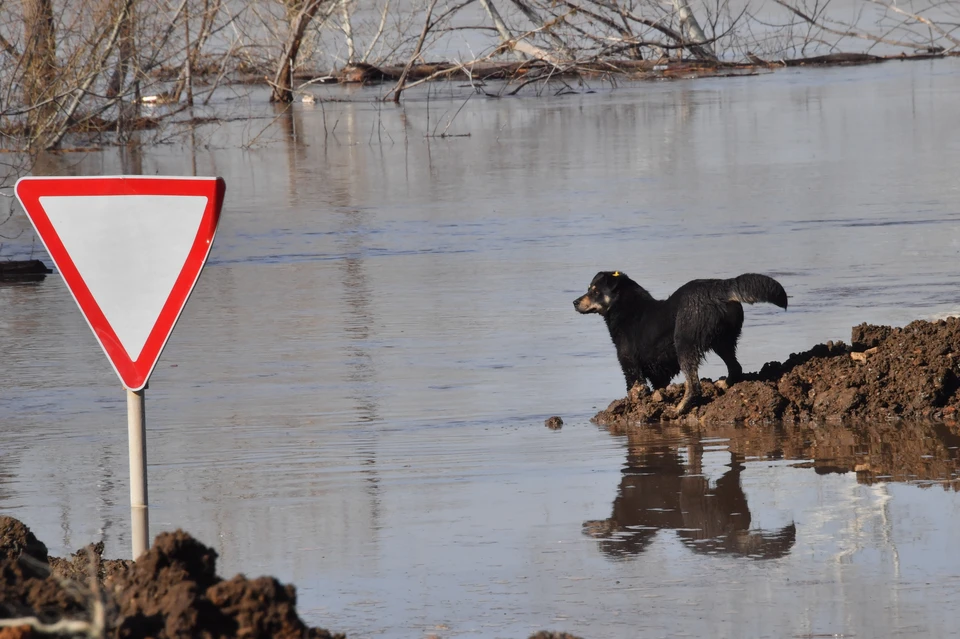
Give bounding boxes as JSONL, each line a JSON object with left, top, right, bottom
{"left": 573, "top": 271, "right": 630, "bottom": 315}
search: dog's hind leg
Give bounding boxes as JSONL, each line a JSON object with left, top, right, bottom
{"left": 712, "top": 337, "right": 743, "bottom": 385}
{"left": 713, "top": 301, "right": 744, "bottom": 387}
{"left": 673, "top": 305, "right": 719, "bottom": 415}
{"left": 675, "top": 352, "right": 703, "bottom": 416}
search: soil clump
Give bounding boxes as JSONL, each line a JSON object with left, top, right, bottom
{"left": 593, "top": 318, "right": 960, "bottom": 426}
{"left": 1, "top": 517, "right": 344, "bottom": 639}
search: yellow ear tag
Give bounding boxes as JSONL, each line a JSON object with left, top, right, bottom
{"left": 612, "top": 271, "right": 620, "bottom": 277}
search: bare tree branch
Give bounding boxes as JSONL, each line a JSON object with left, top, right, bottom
{"left": 41, "top": 0, "right": 137, "bottom": 150}
{"left": 672, "top": 0, "right": 719, "bottom": 60}
{"left": 507, "top": 0, "right": 573, "bottom": 56}
{"left": 389, "top": 0, "right": 439, "bottom": 103}
{"left": 271, "top": 0, "right": 329, "bottom": 102}
{"left": 361, "top": 0, "right": 393, "bottom": 63}
{"left": 480, "top": 0, "right": 568, "bottom": 64}
{"left": 864, "top": 0, "right": 960, "bottom": 48}
{"left": 771, "top": 0, "right": 939, "bottom": 50}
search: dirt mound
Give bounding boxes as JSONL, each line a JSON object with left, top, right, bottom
{"left": 48, "top": 542, "right": 133, "bottom": 589}
{"left": 2, "top": 520, "right": 583, "bottom": 638}
{"left": 0, "top": 517, "right": 49, "bottom": 565}
{"left": 594, "top": 318, "right": 960, "bottom": 425}
{"left": 0, "top": 520, "right": 344, "bottom": 639}
{"left": 110, "top": 529, "right": 341, "bottom": 639}
{"left": 1, "top": 516, "right": 89, "bottom": 626}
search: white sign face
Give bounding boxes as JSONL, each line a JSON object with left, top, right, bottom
{"left": 39, "top": 195, "right": 208, "bottom": 360}
{"left": 16, "top": 176, "right": 225, "bottom": 390}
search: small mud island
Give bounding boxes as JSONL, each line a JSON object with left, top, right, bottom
{"left": 594, "top": 317, "right": 960, "bottom": 425}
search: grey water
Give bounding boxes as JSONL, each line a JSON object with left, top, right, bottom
{"left": 2, "top": 58, "right": 960, "bottom": 638}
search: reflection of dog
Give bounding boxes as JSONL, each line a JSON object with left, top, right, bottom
{"left": 583, "top": 446, "right": 796, "bottom": 559}
{"left": 573, "top": 271, "right": 788, "bottom": 414}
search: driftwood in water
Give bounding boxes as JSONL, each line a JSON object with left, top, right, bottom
{"left": 320, "top": 59, "right": 761, "bottom": 84}
{"left": 301, "top": 50, "right": 949, "bottom": 87}
{"left": 0, "top": 259, "right": 52, "bottom": 281}
{"left": 747, "top": 52, "right": 885, "bottom": 66}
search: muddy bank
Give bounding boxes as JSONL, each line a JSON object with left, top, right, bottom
{"left": 0, "top": 517, "right": 583, "bottom": 639}
{"left": 1, "top": 516, "right": 344, "bottom": 639}
{"left": 593, "top": 317, "right": 960, "bottom": 425}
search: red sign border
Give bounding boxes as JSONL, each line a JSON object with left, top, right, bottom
{"left": 15, "top": 176, "right": 225, "bottom": 391}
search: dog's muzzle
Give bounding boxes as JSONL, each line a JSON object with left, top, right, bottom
{"left": 574, "top": 294, "right": 601, "bottom": 314}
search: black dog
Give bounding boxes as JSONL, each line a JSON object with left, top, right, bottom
{"left": 574, "top": 271, "right": 788, "bottom": 414}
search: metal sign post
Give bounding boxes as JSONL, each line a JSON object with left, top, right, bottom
{"left": 127, "top": 387, "right": 149, "bottom": 558}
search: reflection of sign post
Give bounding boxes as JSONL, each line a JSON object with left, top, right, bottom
{"left": 15, "top": 176, "right": 225, "bottom": 560}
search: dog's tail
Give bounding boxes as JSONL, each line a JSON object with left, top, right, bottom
{"left": 727, "top": 274, "right": 788, "bottom": 309}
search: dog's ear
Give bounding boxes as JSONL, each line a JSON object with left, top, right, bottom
{"left": 590, "top": 270, "right": 628, "bottom": 291}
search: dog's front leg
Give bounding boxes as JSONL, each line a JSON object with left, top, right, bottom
{"left": 618, "top": 356, "right": 643, "bottom": 393}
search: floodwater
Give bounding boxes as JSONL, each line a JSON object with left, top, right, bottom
{"left": 2, "top": 58, "right": 960, "bottom": 638}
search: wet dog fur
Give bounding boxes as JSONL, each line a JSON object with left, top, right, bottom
{"left": 574, "top": 271, "right": 788, "bottom": 415}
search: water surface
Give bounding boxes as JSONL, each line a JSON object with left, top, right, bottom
{"left": 2, "top": 58, "right": 960, "bottom": 638}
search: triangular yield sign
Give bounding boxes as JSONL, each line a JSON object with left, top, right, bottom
{"left": 15, "top": 176, "right": 225, "bottom": 391}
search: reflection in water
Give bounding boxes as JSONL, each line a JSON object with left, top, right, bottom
{"left": 119, "top": 135, "right": 144, "bottom": 176}
{"left": 586, "top": 414, "right": 960, "bottom": 564}
{"left": 584, "top": 444, "right": 796, "bottom": 559}
{"left": 0, "top": 450, "right": 14, "bottom": 505}
{"left": 337, "top": 206, "right": 383, "bottom": 524}
{"left": 602, "top": 418, "right": 960, "bottom": 489}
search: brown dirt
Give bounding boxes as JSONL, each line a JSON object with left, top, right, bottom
{"left": 544, "top": 416, "right": 564, "bottom": 430}
{"left": 48, "top": 542, "right": 133, "bottom": 589}
{"left": 0, "top": 517, "right": 89, "bottom": 625}
{"left": 0, "top": 518, "right": 49, "bottom": 564}
{"left": 593, "top": 317, "right": 960, "bottom": 426}
{"left": 1, "top": 519, "right": 583, "bottom": 638}
{"left": 1, "top": 519, "right": 344, "bottom": 638}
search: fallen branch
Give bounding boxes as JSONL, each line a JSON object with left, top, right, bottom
{"left": 0, "top": 617, "right": 99, "bottom": 637}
